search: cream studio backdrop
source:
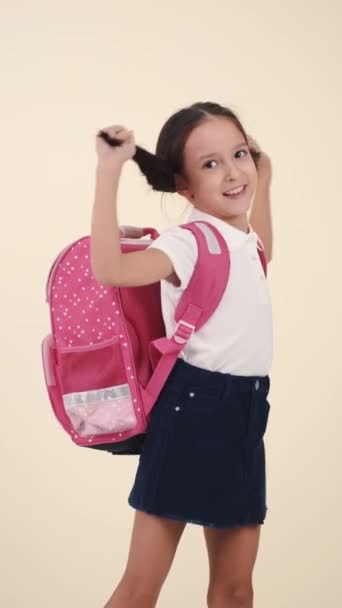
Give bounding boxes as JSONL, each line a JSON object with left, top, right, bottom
{"left": 1, "top": 1, "right": 341, "bottom": 607}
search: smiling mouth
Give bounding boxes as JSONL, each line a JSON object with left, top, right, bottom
{"left": 223, "top": 185, "right": 247, "bottom": 197}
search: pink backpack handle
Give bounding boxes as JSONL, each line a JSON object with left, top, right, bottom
{"left": 119, "top": 226, "right": 159, "bottom": 239}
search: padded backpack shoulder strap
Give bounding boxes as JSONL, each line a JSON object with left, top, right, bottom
{"left": 144, "top": 221, "right": 230, "bottom": 415}
{"left": 257, "top": 238, "right": 267, "bottom": 277}
{"left": 174, "top": 220, "right": 231, "bottom": 338}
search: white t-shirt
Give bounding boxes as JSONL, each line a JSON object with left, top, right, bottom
{"left": 148, "top": 208, "right": 273, "bottom": 376}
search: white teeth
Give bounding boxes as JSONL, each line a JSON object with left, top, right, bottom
{"left": 225, "top": 185, "right": 245, "bottom": 196}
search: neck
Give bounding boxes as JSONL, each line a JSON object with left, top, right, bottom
{"left": 193, "top": 207, "right": 249, "bottom": 234}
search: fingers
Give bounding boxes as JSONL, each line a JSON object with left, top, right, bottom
{"left": 102, "top": 125, "right": 125, "bottom": 135}
{"left": 101, "top": 126, "right": 128, "bottom": 137}
{"left": 97, "top": 125, "right": 134, "bottom": 145}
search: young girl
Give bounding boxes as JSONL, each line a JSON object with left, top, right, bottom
{"left": 91, "top": 102, "right": 273, "bottom": 608}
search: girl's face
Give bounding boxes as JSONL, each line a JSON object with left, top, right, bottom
{"left": 179, "top": 117, "right": 258, "bottom": 229}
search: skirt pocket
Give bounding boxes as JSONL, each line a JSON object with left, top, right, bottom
{"left": 250, "top": 398, "right": 271, "bottom": 445}
{"left": 260, "top": 399, "right": 271, "bottom": 438}
{"left": 57, "top": 337, "right": 137, "bottom": 437}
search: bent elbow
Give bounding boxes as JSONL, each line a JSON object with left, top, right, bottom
{"left": 94, "top": 271, "right": 121, "bottom": 287}
{"left": 90, "top": 263, "right": 119, "bottom": 287}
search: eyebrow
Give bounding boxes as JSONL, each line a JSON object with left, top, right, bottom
{"left": 198, "top": 142, "right": 248, "bottom": 161}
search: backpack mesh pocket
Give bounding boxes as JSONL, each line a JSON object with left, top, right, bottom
{"left": 58, "top": 338, "right": 136, "bottom": 437}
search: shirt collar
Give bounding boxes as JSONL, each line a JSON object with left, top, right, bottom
{"left": 186, "top": 207, "right": 259, "bottom": 250}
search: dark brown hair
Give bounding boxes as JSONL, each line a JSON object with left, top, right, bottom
{"left": 99, "top": 102, "right": 260, "bottom": 193}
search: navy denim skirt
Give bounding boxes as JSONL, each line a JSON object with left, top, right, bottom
{"left": 128, "top": 359, "right": 271, "bottom": 529}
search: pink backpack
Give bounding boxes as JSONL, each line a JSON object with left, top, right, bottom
{"left": 41, "top": 221, "right": 267, "bottom": 454}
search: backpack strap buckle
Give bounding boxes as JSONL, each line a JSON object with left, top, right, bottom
{"left": 173, "top": 320, "right": 196, "bottom": 345}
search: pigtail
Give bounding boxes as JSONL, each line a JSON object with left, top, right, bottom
{"left": 97, "top": 130, "right": 176, "bottom": 193}
{"left": 133, "top": 146, "right": 176, "bottom": 193}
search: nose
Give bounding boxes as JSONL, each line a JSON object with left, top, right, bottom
{"left": 223, "top": 160, "right": 241, "bottom": 181}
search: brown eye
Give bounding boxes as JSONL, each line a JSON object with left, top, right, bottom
{"left": 203, "top": 160, "right": 218, "bottom": 169}
{"left": 236, "top": 149, "right": 249, "bottom": 159}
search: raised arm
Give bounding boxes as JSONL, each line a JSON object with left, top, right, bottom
{"left": 90, "top": 126, "right": 174, "bottom": 287}
{"left": 247, "top": 135, "right": 273, "bottom": 263}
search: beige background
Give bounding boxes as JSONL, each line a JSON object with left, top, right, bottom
{"left": 1, "top": 1, "right": 341, "bottom": 606}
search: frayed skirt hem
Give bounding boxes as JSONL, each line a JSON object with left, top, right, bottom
{"left": 128, "top": 498, "right": 267, "bottom": 530}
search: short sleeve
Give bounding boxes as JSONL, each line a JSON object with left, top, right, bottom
{"left": 148, "top": 226, "right": 198, "bottom": 289}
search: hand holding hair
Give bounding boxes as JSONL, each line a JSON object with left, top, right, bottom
{"left": 97, "top": 126, "right": 176, "bottom": 193}
{"left": 96, "top": 126, "right": 136, "bottom": 168}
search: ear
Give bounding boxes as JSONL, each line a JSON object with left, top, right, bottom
{"left": 175, "top": 174, "right": 194, "bottom": 202}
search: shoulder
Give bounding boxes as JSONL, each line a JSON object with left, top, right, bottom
{"left": 148, "top": 224, "right": 198, "bottom": 257}
{"left": 150, "top": 224, "right": 197, "bottom": 246}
